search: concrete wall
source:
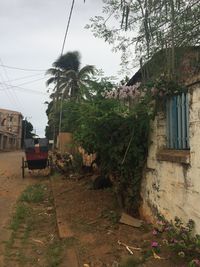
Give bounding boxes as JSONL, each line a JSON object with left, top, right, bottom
{"left": 57, "top": 132, "right": 74, "bottom": 154}
{"left": 0, "top": 108, "right": 22, "bottom": 150}
{"left": 140, "top": 82, "right": 200, "bottom": 233}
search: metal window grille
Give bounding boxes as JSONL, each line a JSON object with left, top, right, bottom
{"left": 166, "top": 93, "right": 189, "bottom": 149}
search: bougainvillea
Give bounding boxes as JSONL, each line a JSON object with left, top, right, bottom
{"left": 104, "top": 82, "right": 142, "bottom": 101}
{"left": 104, "top": 77, "right": 187, "bottom": 105}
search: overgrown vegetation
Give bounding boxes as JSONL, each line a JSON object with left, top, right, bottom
{"left": 46, "top": 59, "right": 189, "bottom": 213}
{"left": 74, "top": 95, "right": 152, "bottom": 213}
{"left": 20, "top": 184, "right": 46, "bottom": 203}
{"left": 4, "top": 182, "right": 66, "bottom": 267}
{"left": 45, "top": 1, "right": 199, "bottom": 215}
{"left": 151, "top": 217, "right": 200, "bottom": 266}
{"left": 87, "top": 0, "right": 199, "bottom": 75}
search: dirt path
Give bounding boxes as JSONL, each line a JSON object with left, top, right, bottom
{"left": 0, "top": 151, "right": 35, "bottom": 265}
{"left": 0, "top": 153, "right": 190, "bottom": 266}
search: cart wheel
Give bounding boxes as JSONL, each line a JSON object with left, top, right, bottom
{"left": 22, "top": 157, "right": 25, "bottom": 179}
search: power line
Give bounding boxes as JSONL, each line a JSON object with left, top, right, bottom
{"left": 0, "top": 64, "right": 46, "bottom": 72}
{"left": 3, "top": 73, "right": 44, "bottom": 83}
{"left": 0, "top": 82, "right": 47, "bottom": 95}
{"left": 60, "top": 0, "right": 75, "bottom": 56}
{"left": 58, "top": 0, "right": 76, "bottom": 135}
{"left": 0, "top": 72, "right": 17, "bottom": 107}
{"left": 0, "top": 58, "right": 22, "bottom": 110}
{"left": 15, "top": 77, "right": 46, "bottom": 87}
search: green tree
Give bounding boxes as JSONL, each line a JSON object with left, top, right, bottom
{"left": 87, "top": 0, "right": 199, "bottom": 76}
{"left": 45, "top": 75, "right": 115, "bottom": 139}
{"left": 21, "top": 119, "right": 34, "bottom": 147}
{"left": 46, "top": 51, "right": 95, "bottom": 101}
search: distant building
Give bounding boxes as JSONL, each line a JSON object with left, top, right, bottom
{"left": 0, "top": 108, "right": 23, "bottom": 151}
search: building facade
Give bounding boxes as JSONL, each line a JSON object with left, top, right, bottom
{"left": 127, "top": 47, "right": 200, "bottom": 233}
{"left": 0, "top": 108, "right": 23, "bottom": 151}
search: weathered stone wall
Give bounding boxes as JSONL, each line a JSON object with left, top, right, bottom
{"left": 140, "top": 82, "right": 200, "bottom": 233}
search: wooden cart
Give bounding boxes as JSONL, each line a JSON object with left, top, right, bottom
{"left": 22, "top": 138, "right": 50, "bottom": 178}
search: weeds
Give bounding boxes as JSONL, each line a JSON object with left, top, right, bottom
{"left": 101, "top": 209, "right": 120, "bottom": 224}
{"left": 3, "top": 181, "right": 66, "bottom": 267}
{"left": 20, "top": 184, "right": 46, "bottom": 203}
{"left": 46, "top": 240, "right": 64, "bottom": 267}
{"left": 10, "top": 203, "right": 31, "bottom": 231}
{"left": 119, "top": 256, "right": 143, "bottom": 267}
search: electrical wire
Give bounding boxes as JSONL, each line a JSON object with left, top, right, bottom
{"left": 60, "top": 0, "right": 75, "bottom": 56}
{"left": 0, "top": 72, "right": 17, "bottom": 107}
{"left": 0, "top": 58, "right": 22, "bottom": 110}
{"left": 3, "top": 73, "right": 44, "bottom": 83}
{"left": 15, "top": 77, "right": 46, "bottom": 87}
{"left": 0, "top": 83, "right": 47, "bottom": 95}
{"left": 0, "top": 64, "right": 46, "bottom": 72}
{"left": 57, "top": 0, "right": 76, "bottom": 135}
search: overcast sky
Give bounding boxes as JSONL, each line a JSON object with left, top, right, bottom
{"left": 0, "top": 0, "right": 125, "bottom": 137}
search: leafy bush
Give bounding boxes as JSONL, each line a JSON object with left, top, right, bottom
{"left": 73, "top": 96, "right": 153, "bottom": 213}
{"left": 153, "top": 217, "right": 200, "bottom": 265}
{"left": 58, "top": 78, "right": 186, "bottom": 213}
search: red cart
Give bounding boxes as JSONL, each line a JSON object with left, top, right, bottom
{"left": 22, "top": 138, "right": 50, "bottom": 178}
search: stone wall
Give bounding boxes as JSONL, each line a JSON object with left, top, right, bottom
{"left": 140, "top": 82, "right": 200, "bottom": 233}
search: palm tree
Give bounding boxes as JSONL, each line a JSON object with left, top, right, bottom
{"left": 46, "top": 51, "right": 95, "bottom": 101}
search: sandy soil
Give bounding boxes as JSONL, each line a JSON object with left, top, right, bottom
{"left": 51, "top": 175, "right": 180, "bottom": 267}
{"left": 0, "top": 152, "right": 188, "bottom": 266}
{"left": 0, "top": 151, "right": 35, "bottom": 265}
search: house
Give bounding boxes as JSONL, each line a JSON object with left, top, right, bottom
{"left": 0, "top": 108, "right": 23, "bottom": 151}
{"left": 128, "top": 47, "right": 200, "bottom": 232}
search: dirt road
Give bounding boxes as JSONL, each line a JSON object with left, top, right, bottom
{"left": 0, "top": 151, "right": 34, "bottom": 265}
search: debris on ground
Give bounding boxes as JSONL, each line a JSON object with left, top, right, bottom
{"left": 119, "top": 212, "right": 142, "bottom": 228}
{"left": 118, "top": 240, "right": 142, "bottom": 254}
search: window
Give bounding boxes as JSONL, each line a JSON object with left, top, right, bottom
{"left": 166, "top": 93, "right": 189, "bottom": 149}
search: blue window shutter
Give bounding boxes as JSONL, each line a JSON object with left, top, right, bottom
{"left": 177, "top": 95, "right": 182, "bottom": 149}
{"left": 181, "top": 93, "right": 186, "bottom": 149}
{"left": 166, "top": 97, "right": 171, "bottom": 148}
{"left": 166, "top": 93, "right": 189, "bottom": 150}
{"left": 185, "top": 93, "right": 189, "bottom": 149}
{"left": 172, "top": 96, "right": 178, "bottom": 149}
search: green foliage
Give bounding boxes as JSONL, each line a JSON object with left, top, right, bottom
{"left": 10, "top": 203, "right": 31, "bottom": 231}
{"left": 101, "top": 209, "right": 120, "bottom": 224}
{"left": 21, "top": 119, "right": 35, "bottom": 146}
{"left": 119, "top": 256, "right": 143, "bottom": 267}
{"left": 87, "top": 1, "right": 199, "bottom": 74}
{"left": 61, "top": 100, "right": 81, "bottom": 132}
{"left": 73, "top": 94, "right": 153, "bottom": 212}
{"left": 47, "top": 72, "right": 186, "bottom": 213}
{"left": 155, "top": 217, "right": 200, "bottom": 265}
{"left": 20, "top": 184, "right": 46, "bottom": 203}
{"left": 166, "top": 218, "right": 200, "bottom": 258}
{"left": 46, "top": 240, "right": 64, "bottom": 267}
{"left": 72, "top": 152, "right": 83, "bottom": 173}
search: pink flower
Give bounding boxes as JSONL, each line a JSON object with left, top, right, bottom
{"left": 152, "top": 229, "right": 158, "bottom": 235}
{"left": 151, "top": 241, "right": 158, "bottom": 248}
{"left": 192, "top": 259, "right": 200, "bottom": 265}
